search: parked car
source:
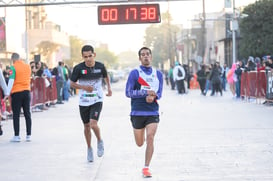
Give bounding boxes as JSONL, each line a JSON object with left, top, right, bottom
{"left": 108, "top": 69, "right": 119, "bottom": 83}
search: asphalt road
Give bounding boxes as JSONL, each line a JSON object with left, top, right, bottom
{"left": 0, "top": 80, "right": 272, "bottom": 181}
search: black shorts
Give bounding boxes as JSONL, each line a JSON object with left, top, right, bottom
{"left": 130, "top": 115, "right": 160, "bottom": 129}
{"left": 79, "top": 102, "right": 103, "bottom": 124}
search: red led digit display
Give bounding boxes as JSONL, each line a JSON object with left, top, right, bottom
{"left": 98, "top": 4, "right": 161, "bottom": 25}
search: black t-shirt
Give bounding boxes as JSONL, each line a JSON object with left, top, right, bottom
{"left": 70, "top": 61, "right": 108, "bottom": 106}
{"left": 70, "top": 61, "right": 107, "bottom": 82}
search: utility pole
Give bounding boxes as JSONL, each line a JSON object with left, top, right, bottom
{"left": 232, "top": 0, "right": 236, "bottom": 64}
{"left": 187, "top": 30, "right": 190, "bottom": 67}
{"left": 25, "top": 0, "right": 29, "bottom": 62}
{"left": 201, "top": 0, "right": 206, "bottom": 63}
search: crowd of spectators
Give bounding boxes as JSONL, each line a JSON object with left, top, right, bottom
{"left": 165, "top": 55, "right": 273, "bottom": 106}
{"left": 0, "top": 60, "right": 75, "bottom": 117}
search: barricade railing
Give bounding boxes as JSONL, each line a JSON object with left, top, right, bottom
{"left": 265, "top": 70, "right": 273, "bottom": 101}
{"left": 30, "top": 76, "right": 57, "bottom": 108}
{"left": 1, "top": 76, "right": 57, "bottom": 114}
{"left": 240, "top": 71, "right": 267, "bottom": 101}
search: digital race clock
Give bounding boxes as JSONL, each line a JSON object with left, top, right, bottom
{"left": 97, "top": 4, "right": 161, "bottom": 25}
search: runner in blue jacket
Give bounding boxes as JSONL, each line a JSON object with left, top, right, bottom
{"left": 125, "top": 47, "right": 163, "bottom": 177}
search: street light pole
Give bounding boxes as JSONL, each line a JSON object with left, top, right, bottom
{"left": 201, "top": 0, "right": 206, "bottom": 63}
{"left": 232, "top": 0, "right": 236, "bottom": 64}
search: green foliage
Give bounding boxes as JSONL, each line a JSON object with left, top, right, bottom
{"left": 68, "top": 37, "right": 117, "bottom": 69}
{"left": 95, "top": 48, "right": 118, "bottom": 69}
{"left": 143, "top": 11, "right": 180, "bottom": 68}
{"left": 239, "top": 0, "right": 273, "bottom": 58}
{"left": 117, "top": 51, "right": 139, "bottom": 68}
{"left": 68, "top": 36, "right": 84, "bottom": 67}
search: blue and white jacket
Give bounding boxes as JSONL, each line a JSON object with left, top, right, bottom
{"left": 125, "top": 65, "right": 163, "bottom": 116}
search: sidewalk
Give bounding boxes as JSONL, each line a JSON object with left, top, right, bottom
{"left": 0, "top": 80, "right": 273, "bottom": 181}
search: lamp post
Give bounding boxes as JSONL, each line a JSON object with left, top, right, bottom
{"left": 201, "top": 0, "right": 206, "bottom": 63}
{"left": 232, "top": 0, "right": 236, "bottom": 64}
{"left": 187, "top": 32, "right": 190, "bottom": 67}
{"left": 25, "top": 0, "right": 29, "bottom": 62}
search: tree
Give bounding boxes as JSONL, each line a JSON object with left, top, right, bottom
{"left": 117, "top": 50, "right": 139, "bottom": 68}
{"left": 239, "top": 0, "right": 273, "bottom": 58}
{"left": 67, "top": 36, "right": 84, "bottom": 67}
{"left": 95, "top": 47, "right": 118, "bottom": 69}
{"left": 67, "top": 37, "right": 118, "bottom": 69}
{"left": 143, "top": 12, "right": 180, "bottom": 68}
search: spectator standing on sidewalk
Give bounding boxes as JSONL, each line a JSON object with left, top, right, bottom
{"left": 125, "top": 47, "right": 163, "bottom": 178}
{"left": 168, "top": 65, "right": 175, "bottom": 90}
{"left": 6, "top": 53, "right": 32, "bottom": 142}
{"left": 227, "top": 63, "right": 237, "bottom": 98}
{"left": 221, "top": 63, "right": 229, "bottom": 91}
{"left": 62, "top": 64, "right": 70, "bottom": 101}
{"left": 210, "top": 63, "right": 223, "bottom": 96}
{"left": 173, "top": 61, "right": 186, "bottom": 94}
{"left": 52, "top": 61, "right": 65, "bottom": 104}
{"left": 235, "top": 60, "right": 244, "bottom": 99}
{"left": 70, "top": 45, "right": 112, "bottom": 162}
{"left": 197, "top": 64, "right": 207, "bottom": 95}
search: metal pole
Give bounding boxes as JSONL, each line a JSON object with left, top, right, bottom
{"left": 201, "top": 0, "right": 206, "bottom": 63}
{"left": 232, "top": 0, "right": 236, "bottom": 64}
{"left": 24, "top": 0, "right": 29, "bottom": 63}
{"left": 187, "top": 31, "right": 190, "bottom": 66}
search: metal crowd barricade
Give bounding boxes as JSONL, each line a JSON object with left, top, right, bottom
{"left": 240, "top": 71, "right": 267, "bottom": 102}
{"left": 248, "top": 71, "right": 257, "bottom": 98}
{"left": 256, "top": 70, "right": 267, "bottom": 99}
{"left": 0, "top": 76, "right": 57, "bottom": 113}
{"left": 240, "top": 71, "right": 248, "bottom": 99}
{"left": 31, "top": 77, "right": 46, "bottom": 107}
{"left": 0, "top": 87, "right": 12, "bottom": 118}
{"left": 265, "top": 70, "right": 273, "bottom": 101}
{"left": 48, "top": 76, "right": 57, "bottom": 103}
{"left": 30, "top": 76, "right": 57, "bottom": 109}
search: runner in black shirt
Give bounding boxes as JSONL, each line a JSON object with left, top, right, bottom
{"left": 70, "top": 45, "right": 112, "bottom": 162}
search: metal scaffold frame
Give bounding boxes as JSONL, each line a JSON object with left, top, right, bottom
{"left": 0, "top": 0, "right": 199, "bottom": 7}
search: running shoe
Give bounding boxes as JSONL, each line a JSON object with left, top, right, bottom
{"left": 10, "top": 136, "right": 21, "bottom": 142}
{"left": 97, "top": 140, "right": 104, "bottom": 157}
{"left": 87, "top": 148, "right": 94, "bottom": 162}
{"left": 26, "top": 135, "right": 31, "bottom": 142}
{"left": 142, "top": 167, "right": 152, "bottom": 178}
{"left": 0, "top": 125, "right": 2, "bottom": 136}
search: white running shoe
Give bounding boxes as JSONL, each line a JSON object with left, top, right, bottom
{"left": 26, "top": 135, "right": 31, "bottom": 142}
{"left": 97, "top": 140, "right": 104, "bottom": 157}
{"left": 10, "top": 136, "right": 21, "bottom": 142}
{"left": 87, "top": 148, "right": 94, "bottom": 162}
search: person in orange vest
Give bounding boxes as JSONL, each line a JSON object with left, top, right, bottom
{"left": 6, "top": 53, "right": 32, "bottom": 142}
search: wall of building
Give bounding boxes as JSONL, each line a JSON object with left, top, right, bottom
{"left": 0, "top": 6, "right": 26, "bottom": 65}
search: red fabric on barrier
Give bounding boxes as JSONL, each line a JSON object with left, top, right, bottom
{"left": 32, "top": 77, "right": 46, "bottom": 106}
{"left": 241, "top": 72, "right": 248, "bottom": 97}
{"left": 257, "top": 71, "right": 266, "bottom": 98}
{"left": 240, "top": 71, "right": 267, "bottom": 99}
{"left": 248, "top": 72, "right": 257, "bottom": 97}
{"left": 30, "top": 76, "right": 57, "bottom": 107}
{"left": 49, "top": 76, "right": 57, "bottom": 102}
{"left": 30, "top": 78, "right": 34, "bottom": 107}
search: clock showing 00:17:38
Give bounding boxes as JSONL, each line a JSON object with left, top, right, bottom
{"left": 97, "top": 4, "right": 161, "bottom": 25}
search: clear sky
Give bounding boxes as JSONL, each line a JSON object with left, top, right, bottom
{"left": 45, "top": 0, "right": 257, "bottom": 54}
